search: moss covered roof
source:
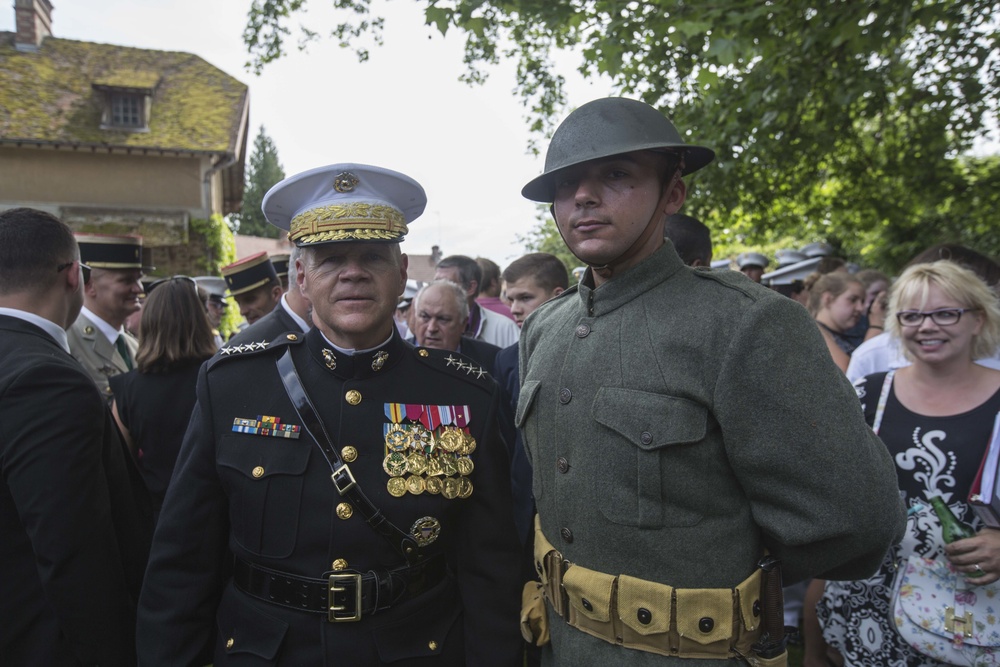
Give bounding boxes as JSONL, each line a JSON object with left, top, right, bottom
{"left": 0, "top": 34, "right": 248, "bottom": 154}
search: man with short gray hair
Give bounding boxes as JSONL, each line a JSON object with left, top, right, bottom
{"left": 414, "top": 280, "right": 500, "bottom": 375}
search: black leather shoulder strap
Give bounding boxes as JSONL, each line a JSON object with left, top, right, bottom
{"left": 276, "top": 349, "right": 419, "bottom": 563}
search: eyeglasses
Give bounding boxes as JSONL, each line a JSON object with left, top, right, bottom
{"left": 57, "top": 261, "right": 91, "bottom": 283}
{"left": 895, "top": 308, "right": 978, "bottom": 327}
{"left": 147, "top": 275, "right": 196, "bottom": 294}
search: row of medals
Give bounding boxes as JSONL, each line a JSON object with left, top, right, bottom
{"left": 383, "top": 423, "right": 476, "bottom": 499}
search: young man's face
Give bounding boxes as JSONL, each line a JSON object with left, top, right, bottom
{"left": 233, "top": 283, "right": 282, "bottom": 325}
{"left": 505, "top": 276, "right": 564, "bottom": 328}
{"left": 551, "top": 151, "right": 685, "bottom": 280}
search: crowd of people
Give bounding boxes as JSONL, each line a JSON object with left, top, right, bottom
{"left": 1, "top": 96, "right": 999, "bottom": 667}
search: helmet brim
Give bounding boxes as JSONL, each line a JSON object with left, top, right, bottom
{"left": 520, "top": 144, "right": 715, "bottom": 203}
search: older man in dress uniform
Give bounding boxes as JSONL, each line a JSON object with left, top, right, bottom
{"left": 137, "top": 163, "right": 523, "bottom": 666}
{"left": 67, "top": 233, "right": 144, "bottom": 402}
{"left": 516, "top": 98, "right": 906, "bottom": 666}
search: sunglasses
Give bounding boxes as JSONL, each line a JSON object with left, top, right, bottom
{"left": 895, "top": 308, "right": 978, "bottom": 327}
{"left": 147, "top": 275, "right": 197, "bottom": 294}
{"left": 57, "top": 261, "right": 91, "bottom": 283}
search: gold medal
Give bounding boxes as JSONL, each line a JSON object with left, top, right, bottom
{"left": 458, "top": 477, "right": 473, "bottom": 498}
{"left": 383, "top": 452, "right": 407, "bottom": 477}
{"left": 406, "top": 452, "right": 428, "bottom": 475}
{"left": 438, "top": 452, "right": 459, "bottom": 477}
{"left": 442, "top": 477, "right": 459, "bottom": 499}
{"left": 425, "top": 456, "right": 444, "bottom": 476}
{"left": 425, "top": 477, "right": 443, "bottom": 494}
{"left": 456, "top": 457, "right": 474, "bottom": 476}
{"left": 406, "top": 475, "right": 425, "bottom": 495}
{"left": 457, "top": 433, "right": 477, "bottom": 456}
{"left": 385, "top": 425, "right": 409, "bottom": 451}
{"left": 438, "top": 427, "right": 462, "bottom": 452}
{"left": 387, "top": 477, "right": 407, "bottom": 497}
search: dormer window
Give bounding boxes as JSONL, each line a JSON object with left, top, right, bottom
{"left": 92, "top": 71, "right": 160, "bottom": 133}
{"left": 111, "top": 93, "right": 144, "bottom": 128}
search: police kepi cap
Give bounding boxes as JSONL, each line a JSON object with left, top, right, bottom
{"left": 262, "top": 163, "right": 427, "bottom": 246}
{"left": 737, "top": 252, "right": 769, "bottom": 270}
{"left": 521, "top": 97, "right": 716, "bottom": 203}
{"left": 270, "top": 253, "right": 290, "bottom": 279}
{"left": 221, "top": 252, "right": 279, "bottom": 297}
{"left": 75, "top": 233, "right": 145, "bottom": 270}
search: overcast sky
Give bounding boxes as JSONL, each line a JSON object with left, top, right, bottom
{"left": 0, "top": 0, "right": 614, "bottom": 265}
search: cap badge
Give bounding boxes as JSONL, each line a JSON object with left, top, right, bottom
{"left": 333, "top": 171, "right": 360, "bottom": 193}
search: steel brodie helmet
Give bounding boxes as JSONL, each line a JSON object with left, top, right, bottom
{"left": 521, "top": 97, "right": 715, "bottom": 203}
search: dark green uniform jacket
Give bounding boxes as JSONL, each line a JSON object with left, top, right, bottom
{"left": 518, "top": 243, "right": 905, "bottom": 666}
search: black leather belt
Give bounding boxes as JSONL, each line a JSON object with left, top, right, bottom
{"left": 233, "top": 556, "right": 447, "bottom": 622}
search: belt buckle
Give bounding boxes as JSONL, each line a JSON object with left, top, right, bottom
{"left": 331, "top": 464, "right": 356, "bottom": 496}
{"left": 328, "top": 573, "right": 362, "bottom": 622}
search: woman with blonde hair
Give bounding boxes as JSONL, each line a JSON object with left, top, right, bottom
{"left": 807, "top": 260, "right": 1000, "bottom": 666}
{"left": 806, "top": 271, "right": 867, "bottom": 372}
{"left": 110, "top": 276, "right": 217, "bottom": 520}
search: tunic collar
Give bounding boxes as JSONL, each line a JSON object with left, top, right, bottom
{"left": 576, "top": 243, "right": 685, "bottom": 317}
{"left": 305, "top": 325, "right": 408, "bottom": 380}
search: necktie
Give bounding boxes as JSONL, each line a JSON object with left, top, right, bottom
{"left": 116, "top": 334, "right": 133, "bottom": 371}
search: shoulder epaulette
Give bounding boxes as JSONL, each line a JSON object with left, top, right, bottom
{"left": 411, "top": 346, "right": 494, "bottom": 388}
{"left": 207, "top": 332, "right": 304, "bottom": 371}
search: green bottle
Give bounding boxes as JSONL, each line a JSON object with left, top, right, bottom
{"left": 928, "top": 496, "right": 984, "bottom": 577}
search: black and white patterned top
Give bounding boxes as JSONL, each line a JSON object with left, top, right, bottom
{"left": 817, "top": 371, "right": 1000, "bottom": 666}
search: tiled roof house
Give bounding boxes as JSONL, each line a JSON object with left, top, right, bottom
{"left": 0, "top": 0, "right": 249, "bottom": 272}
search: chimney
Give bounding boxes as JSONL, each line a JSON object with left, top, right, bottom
{"left": 14, "top": 0, "right": 53, "bottom": 52}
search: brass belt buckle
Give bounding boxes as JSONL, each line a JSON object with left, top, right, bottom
{"left": 328, "top": 573, "right": 362, "bottom": 622}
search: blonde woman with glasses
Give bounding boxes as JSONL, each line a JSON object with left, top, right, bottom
{"left": 807, "top": 260, "right": 1000, "bottom": 666}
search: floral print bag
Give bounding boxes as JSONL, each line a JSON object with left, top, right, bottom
{"left": 891, "top": 554, "right": 1000, "bottom": 666}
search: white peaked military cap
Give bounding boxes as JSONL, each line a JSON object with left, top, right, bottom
{"left": 736, "top": 252, "right": 769, "bottom": 270}
{"left": 262, "top": 163, "right": 427, "bottom": 247}
{"left": 800, "top": 242, "right": 835, "bottom": 258}
{"left": 775, "top": 249, "right": 808, "bottom": 268}
{"left": 762, "top": 257, "right": 822, "bottom": 286}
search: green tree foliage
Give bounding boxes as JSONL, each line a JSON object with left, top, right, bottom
{"left": 232, "top": 126, "right": 286, "bottom": 238}
{"left": 243, "top": 1, "right": 1000, "bottom": 272}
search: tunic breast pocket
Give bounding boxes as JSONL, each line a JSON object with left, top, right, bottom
{"left": 217, "top": 435, "right": 311, "bottom": 559}
{"left": 593, "top": 388, "right": 708, "bottom": 528}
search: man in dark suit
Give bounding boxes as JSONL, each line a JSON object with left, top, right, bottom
{"left": 138, "top": 164, "right": 522, "bottom": 666}
{"left": 413, "top": 279, "right": 501, "bottom": 376}
{"left": 0, "top": 208, "right": 152, "bottom": 666}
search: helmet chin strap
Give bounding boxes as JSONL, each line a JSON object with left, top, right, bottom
{"left": 588, "top": 166, "right": 683, "bottom": 282}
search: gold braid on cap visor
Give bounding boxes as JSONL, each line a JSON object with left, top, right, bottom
{"left": 289, "top": 203, "right": 408, "bottom": 244}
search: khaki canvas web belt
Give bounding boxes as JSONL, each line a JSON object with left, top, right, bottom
{"left": 533, "top": 518, "right": 782, "bottom": 663}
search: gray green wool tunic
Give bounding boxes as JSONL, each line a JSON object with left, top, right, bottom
{"left": 518, "top": 243, "right": 906, "bottom": 666}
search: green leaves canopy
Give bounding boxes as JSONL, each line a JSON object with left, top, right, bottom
{"left": 244, "top": 0, "right": 1000, "bottom": 271}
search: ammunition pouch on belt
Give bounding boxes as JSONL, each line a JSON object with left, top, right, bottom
{"left": 529, "top": 517, "right": 786, "bottom": 665}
